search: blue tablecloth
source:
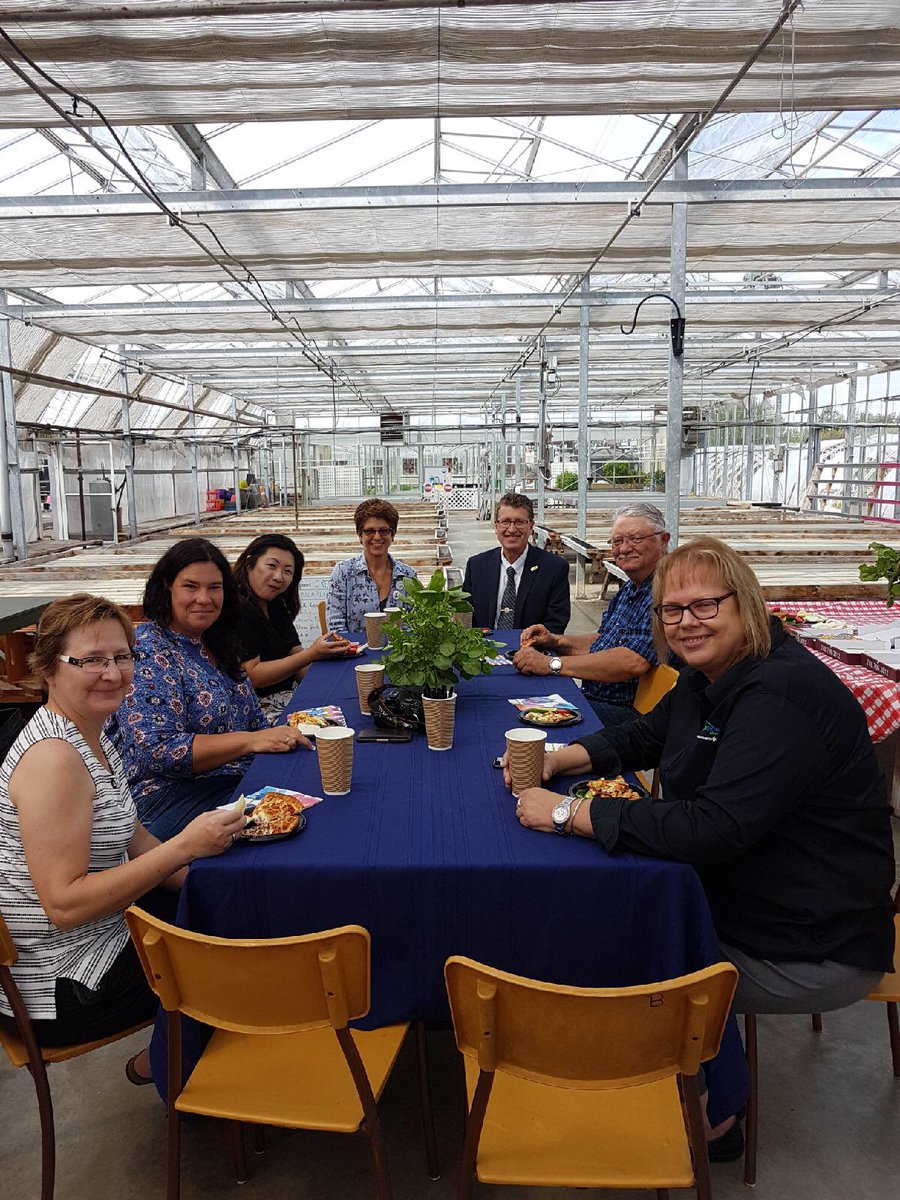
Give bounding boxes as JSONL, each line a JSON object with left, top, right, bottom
{"left": 152, "top": 633, "right": 748, "bottom": 1123}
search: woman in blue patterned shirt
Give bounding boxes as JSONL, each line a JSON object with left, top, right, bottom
{"left": 325, "top": 498, "right": 418, "bottom": 633}
{"left": 111, "top": 539, "right": 313, "bottom": 841}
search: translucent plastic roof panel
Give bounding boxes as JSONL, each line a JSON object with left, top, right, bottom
{"left": 2, "top": 185, "right": 900, "bottom": 288}
{"left": 0, "top": 2, "right": 898, "bottom": 126}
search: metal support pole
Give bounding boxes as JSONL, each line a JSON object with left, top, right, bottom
{"left": 291, "top": 432, "right": 300, "bottom": 529}
{"left": 0, "top": 290, "right": 26, "bottom": 560}
{"left": 843, "top": 372, "right": 858, "bottom": 515}
{"left": 576, "top": 277, "right": 590, "bottom": 598}
{"left": 536, "top": 337, "right": 547, "bottom": 526}
{"left": 515, "top": 377, "right": 523, "bottom": 489}
{"left": 744, "top": 392, "right": 755, "bottom": 501}
{"left": 231, "top": 396, "right": 241, "bottom": 514}
{"left": 499, "top": 391, "right": 508, "bottom": 499}
{"left": 118, "top": 355, "right": 138, "bottom": 539}
{"left": 300, "top": 432, "right": 310, "bottom": 506}
{"left": 665, "top": 154, "right": 688, "bottom": 546}
{"left": 188, "top": 385, "right": 201, "bottom": 526}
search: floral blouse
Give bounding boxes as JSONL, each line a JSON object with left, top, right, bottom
{"left": 325, "top": 553, "right": 418, "bottom": 633}
{"left": 109, "top": 622, "right": 268, "bottom": 802}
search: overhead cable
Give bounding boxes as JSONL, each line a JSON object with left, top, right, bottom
{"left": 0, "top": 26, "right": 389, "bottom": 415}
{"left": 487, "top": 0, "right": 806, "bottom": 401}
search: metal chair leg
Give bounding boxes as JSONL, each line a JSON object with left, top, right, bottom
{"left": 414, "top": 1021, "right": 441, "bottom": 1180}
{"left": 886, "top": 1001, "right": 900, "bottom": 1078}
{"left": 229, "top": 1121, "right": 248, "bottom": 1184}
{"left": 743, "top": 1013, "right": 758, "bottom": 1188}
{"left": 27, "top": 1059, "right": 56, "bottom": 1200}
{"left": 165, "top": 1110, "right": 181, "bottom": 1200}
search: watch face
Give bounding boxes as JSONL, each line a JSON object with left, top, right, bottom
{"left": 551, "top": 803, "right": 569, "bottom": 824}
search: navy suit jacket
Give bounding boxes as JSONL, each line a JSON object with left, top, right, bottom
{"left": 462, "top": 543, "right": 570, "bottom": 633}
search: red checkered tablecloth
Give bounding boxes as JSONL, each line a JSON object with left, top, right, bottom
{"left": 768, "top": 600, "right": 900, "bottom": 742}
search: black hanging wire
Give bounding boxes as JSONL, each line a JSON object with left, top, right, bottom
{"left": 0, "top": 25, "right": 387, "bottom": 415}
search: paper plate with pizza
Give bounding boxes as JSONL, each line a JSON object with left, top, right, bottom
{"left": 232, "top": 786, "right": 321, "bottom": 843}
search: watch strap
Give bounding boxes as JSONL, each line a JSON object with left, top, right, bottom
{"left": 552, "top": 796, "right": 574, "bottom": 834}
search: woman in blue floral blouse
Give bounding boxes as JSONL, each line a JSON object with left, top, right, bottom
{"left": 110, "top": 538, "right": 313, "bottom": 840}
{"left": 325, "top": 498, "right": 418, "bottom": 633}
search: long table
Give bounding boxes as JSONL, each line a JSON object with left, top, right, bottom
{"left": 151, "top": 634, "right": 748, "bottom": 1124}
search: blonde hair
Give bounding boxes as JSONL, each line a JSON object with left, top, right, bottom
{"left": 652, "top": 537, "right": 771, "bottom": 664}
{"left": 29, "top": 593, "right": 135, "bottom": 681}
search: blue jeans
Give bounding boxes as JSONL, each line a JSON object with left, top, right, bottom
{"left": 586, "top": 698, "right": 640, "bottom": 727}
{"left": 136, "top": 774, "right": 244, "bottom": 841}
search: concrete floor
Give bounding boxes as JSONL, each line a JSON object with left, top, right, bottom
{"left": 2, "top": 505, "right": 899, "bottom": 1199}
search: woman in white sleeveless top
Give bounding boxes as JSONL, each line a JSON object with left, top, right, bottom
{"left": 0, "top": 595, "right": 246, "bottom": 1083}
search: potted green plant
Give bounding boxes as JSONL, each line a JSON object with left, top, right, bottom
{"left": 859, "top": 542, "right": 900, "bottom": 606}
{"left": 382, "top": 570, "right": 497, "bottom": 750}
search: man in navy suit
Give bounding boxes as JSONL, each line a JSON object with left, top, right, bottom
{"left": 463, "top": 493, "right": 570, "bottom": 633}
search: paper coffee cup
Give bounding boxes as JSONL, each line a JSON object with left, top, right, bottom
{"left": 315, "top": 726, "right": 355, "bottom": 796}
{"left": 364, "top": 611, "right": 388, "bottom": 648}
{"left": 355, "top": 662, "right": 385, "bottom": 715}
{"left": 505, "top": 727, "right": 547, "bottom": 796}
{"left": 422, "top": 693, "right": 456, "bottom": 751}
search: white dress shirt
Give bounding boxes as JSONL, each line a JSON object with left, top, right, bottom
{"left": 494, "top": 547, "right": 529, "bottom": 623}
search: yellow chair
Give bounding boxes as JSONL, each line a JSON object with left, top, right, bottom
{"left": 635, "top": 662, "right": 679, "bottom": 715}
{"left": 317, "top": 600, "right": 328, "bottom": 635}
{"left": 125, "top": 909, "right": 416, "bottom": 1200}
{"left": 445, "top": 956, "right": 738, "bottom": 1200}
{"left": 743, "top": 902, "right": 900, "bottom": 1186}
{"left": 865, "top": 911, "right": 900, "bottom": 1076}
{"left": 634, "top": 664, "right": 679, "bottom": 797}
{"left": 0, "top": 910, "right": 152, "bottom": 1200}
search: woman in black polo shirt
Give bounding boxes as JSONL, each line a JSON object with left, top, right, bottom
{"left": 516, "top": 536, "right": 895, "bottom": 1007}
{"left": 234, "top": 534, "right": 350, "bottom": 715}
{"left": 513, "top": 535, "right": 896, "bottom": 1155}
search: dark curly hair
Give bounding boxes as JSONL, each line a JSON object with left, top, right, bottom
{"left": 233, "top": 534, "right": 305, "bottom": 620}
{"left": 354, "top": 498, "right": 399, "bottom": 537}
{"left": 143, "top": 537, "right": 243, "bottom": 680}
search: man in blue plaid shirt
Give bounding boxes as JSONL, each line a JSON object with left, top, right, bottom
{"left": 512, "top": 503, "right": 670, "bottom": 726}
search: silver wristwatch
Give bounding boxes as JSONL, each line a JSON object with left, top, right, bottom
{"left": 551, "top": 796, "right": 574, "bottom": 835}
{"left": 548, "top": 655, "right": 563, "bottom": 675}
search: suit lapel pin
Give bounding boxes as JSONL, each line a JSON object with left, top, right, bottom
{"left": 530, "top": 564, "right": 539, "bottom": 572}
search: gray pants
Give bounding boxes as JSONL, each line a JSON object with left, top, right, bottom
{"left": 722, "top": 942, "right": 883, "bottom": 1015}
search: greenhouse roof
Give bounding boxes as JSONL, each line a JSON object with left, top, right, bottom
{"left": 0, "top": 1, "right": 899, "bottom": 432}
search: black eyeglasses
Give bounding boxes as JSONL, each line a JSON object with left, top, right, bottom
{"left": 58, "top": 653, "right": 140, "bottom": 673}
{"left": 361, "top": 527, "right": 393, "bottom": 539}
{"left": 653, "top": 593, "right": 736, "bottom": 625}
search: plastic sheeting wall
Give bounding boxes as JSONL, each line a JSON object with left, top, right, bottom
{"left": 55, "top": 440, "right": 252, "bottom": 531}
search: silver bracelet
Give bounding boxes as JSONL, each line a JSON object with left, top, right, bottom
{"left": 566, "top": 796, "right": 585, "bottom": 835}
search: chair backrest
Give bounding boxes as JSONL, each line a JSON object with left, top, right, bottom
{"left": 445, "top": 957, "right": 737, "bottom": 1089}
{"left": 317, "top": 600, "right": 328, "bottom": 635}
{"left": 125, "top": 908, "right": 370, "bottom": 1034}
{"left": 0, "top": 706, "right": 24, "bottom": 766}
{"left": 0, "top": 910, "right": 17, "bottom": 970}
{"left": 635, "top": 663, "right": 679, "bottom": 715}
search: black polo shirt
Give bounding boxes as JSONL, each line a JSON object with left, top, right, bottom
{"left": 236, "top": 597, "right": 299, "bottom": 697}
{"left": 579, "top": 619, "right": 896, "bottom": 972}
